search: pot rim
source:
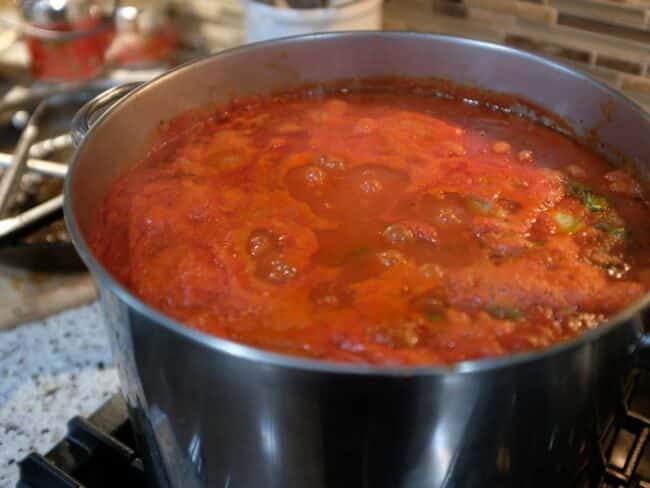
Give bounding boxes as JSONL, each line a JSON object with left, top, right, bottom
{"left": 64, "top": 30, "right": 650, "bottom": 376}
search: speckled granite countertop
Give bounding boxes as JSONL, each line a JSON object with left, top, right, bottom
{"left": 0, "top": 303, "right": 119, "bottom": 487}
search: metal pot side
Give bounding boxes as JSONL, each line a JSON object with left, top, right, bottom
{"left": 64, "top": 32, "right": 650, "bottom": 487}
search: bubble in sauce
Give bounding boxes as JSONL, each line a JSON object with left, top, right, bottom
{"left": 310, "top": 282, "right": 354, "bottom": 308}
{"left": 257, "top": 254, "right": 297, "bottom": 284}
{"left": 418, "top": 263, "right": 444, "bottom": 280}
{"left": 333, "top": 165, "right": 409, "bottom": 218}
{"left": 303, "top": 165, "right": 326, "bottom": 186}
{"left": 373, "top": 322, "right": 420, "bottom": 348}
{"left": 383, "top": 223, "right": 415, "bottom": 245}
{"left": 376, "top": 250, "right": 409, "bottom": 268}
{"left": 360, "top": 178, "right": 383, "bottom": 194}
{"left": 248, "top": 229, "right": 276, "bottom": 257}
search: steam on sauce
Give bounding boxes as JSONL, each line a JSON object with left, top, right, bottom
{"left": 90, "top": 85, "right": 650, "bottom": 365}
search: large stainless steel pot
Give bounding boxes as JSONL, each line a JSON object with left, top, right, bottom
{"left": 65, "top": 32, "right": 650, "bottom": 487}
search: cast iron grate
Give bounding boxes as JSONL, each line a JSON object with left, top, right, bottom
{"left": 16, "top": 395, "right": 145, "bottom": 488}
{"left": 596, "top": 368, "right": 650, "bottom": 488}
{"left": 16, "top": 369, "right": 650, "bottom": 487}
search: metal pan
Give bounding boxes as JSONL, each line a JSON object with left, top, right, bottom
{"left": 65, "top": 32, "right": 650, "bottom": 487}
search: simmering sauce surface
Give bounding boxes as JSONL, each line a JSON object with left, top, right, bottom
{"left": 90, "top": 84, "right": 650, "bottom": 365}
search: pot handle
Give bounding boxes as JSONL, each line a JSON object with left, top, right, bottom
{"left": 71, "top": 82, "right": 142, "bottom": 148}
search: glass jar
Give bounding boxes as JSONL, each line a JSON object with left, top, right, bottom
{"left": 19, "top": 0, "right": 116, "bottom": 80}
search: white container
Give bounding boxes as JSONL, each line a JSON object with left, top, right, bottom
{"left": 244, "top": 0, "right": 382, "bottom": 43}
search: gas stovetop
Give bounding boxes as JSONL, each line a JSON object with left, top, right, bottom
{"left": 14, "top": 367, "right": 650, "bottom": 488}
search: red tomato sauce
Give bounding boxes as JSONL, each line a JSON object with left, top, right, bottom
{"left": 89, "top": 83, "right": 650, "bottom": 365}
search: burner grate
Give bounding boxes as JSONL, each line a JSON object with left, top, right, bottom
{"left": 596, "top": 370, "right": 650, "bottom": 488}
{"left": 17, "top": 395, "right": 145, "bottom": 488}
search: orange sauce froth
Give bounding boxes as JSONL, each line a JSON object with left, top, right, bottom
{"left": 90, "top": 84, "right": 650, "bottom": 365}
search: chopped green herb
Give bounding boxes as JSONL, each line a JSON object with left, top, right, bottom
{"left": 594, "top": 222, "right": 626, "bottom": 240}
{"left": 486, "top": 305, "right": 523, "bottom": 321}
{"left": 568, "top": 180, "right": 586, "bottom": 195}
{"left": 552, "top": 210, "right": 582, "bottom": 234}
{"left": 568, "top": 181, "right": 609, "bottom": 212}
{"left": 584, "top": 193, "right": 609, "bottom": 212}
{"left": 427, "top": 313, "right": 443, "bottom": 322}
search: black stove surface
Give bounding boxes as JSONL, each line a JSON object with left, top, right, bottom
{"left": 16, "top": 368, "right": 650, "bottom": 488}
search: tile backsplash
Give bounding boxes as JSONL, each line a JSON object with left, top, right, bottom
{"left": 384, "top": 0, "right": 650, "bottom": 111}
